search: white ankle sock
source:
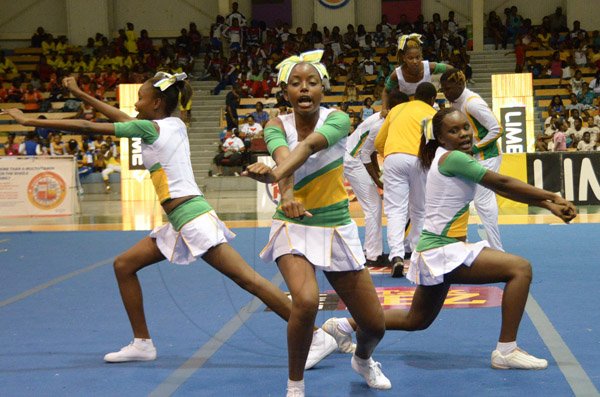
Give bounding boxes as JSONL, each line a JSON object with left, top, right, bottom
{"left": 496, "top": 341, "right": 517, "bottom": 355}
{"left": 337, "top": 318, "right": 354, "bottom": 334}
{"left": 287, "top": 379, "right": 304, "bottom": 391}
{"left": 133, "top": 338, "right": 153, "bottom": 348}
{"left": 353, "top": 354, "right": 372, "bottom": 366}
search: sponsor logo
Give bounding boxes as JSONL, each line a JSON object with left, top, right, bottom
{"left": 501, "top": 106, "right": 527, "bottom": 153}
{"left": 128, "top": 137, "right": 145, "bottom": 170}
{"left": 527, "top": 152, "right": 600, "bottom": 204}
{"left": 267, "top": 286, "right": 502, "bottom": 311}
{"left": 317, "top": 0, "right": 351, "bottom": 9}
{"left": 27, "top": 171, "right": 67, "bottom": 210}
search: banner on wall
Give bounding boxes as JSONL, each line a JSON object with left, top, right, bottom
{"left": 526, "top": 152, "right": 600, "bottom": 205}
{"left": 0, "top": 156, "right": 78, "bottom": 216}
{"left": 500, "top": 106, "right": 527, "bottom": 153}
{"left": 317, "top": 0, "right": 350, "bottom": 9}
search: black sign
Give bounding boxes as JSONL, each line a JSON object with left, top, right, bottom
{"left": 128, "top": 138, "right": 145, "bottom": 170}
{"left": 500, "top": 107, "right": 527, "bottom": 153}
{"left": 526, "top": 152, "right": 600, "bottom": 205}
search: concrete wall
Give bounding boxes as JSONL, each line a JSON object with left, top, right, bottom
{"left": 0, "top": 0, "right": 596, "bottom": 49}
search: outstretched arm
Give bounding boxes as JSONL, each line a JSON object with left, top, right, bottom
{"left": 63, "top": 77, "right": 134, "bottom": 122}
{"left": 480, "top": 170, "right": 577, "bottom": 222}
{"left": 2, "top": 108, "right": 115, "bottom": 135}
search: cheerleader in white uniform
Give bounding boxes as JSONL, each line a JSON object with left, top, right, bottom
{"left": 322, "top": 108, "right": 576, "bottom": 371}
{"left": 2, "top": 74, "right": 333, "bottom": 368}
{"left": 244, "top": 50, "right": 390, "bottom": 397}
{"left": 441, "top": 69, "right": 504, "bottom": 250}
{"left": 343, "top": 89, "right": 408, "bottom": 266}
{"left": 382, "top": 34, "right": 450, "bottom": 112}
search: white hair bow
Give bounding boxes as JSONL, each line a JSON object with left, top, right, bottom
{"left": 153, "top": 71, "right": 188, "bottom": 91}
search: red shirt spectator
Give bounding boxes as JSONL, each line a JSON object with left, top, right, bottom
{"left": 22, "top": 84, "right": 44, "bottom": 112}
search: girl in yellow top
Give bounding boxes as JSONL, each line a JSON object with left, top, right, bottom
{"left": 245, "top": 50, "right": 390, "bottom": 397}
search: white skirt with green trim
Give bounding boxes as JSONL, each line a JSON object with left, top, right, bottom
{"left": 407, "top": 240, "right": 489, "bottom": 286}
{"left": 150, "top": 210, "right": 235, "bottom": 265}
{"left": 259, "top": 220, "right": 365, "bottom": 272}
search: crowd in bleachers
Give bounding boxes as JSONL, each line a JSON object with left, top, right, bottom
{"left": 209, "top": 5, "right": 476, "bottom": 175}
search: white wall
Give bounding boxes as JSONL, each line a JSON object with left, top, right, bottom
{"left": 314, "top": 0, "right": 355, "bottom": 30}
{"left": 0, "top": 0, "right": 67, "bottom": 41}
{"left": 110, "top": 0, "right": 219, "bottom": 38}
{"left": 421, "top": 0, "right": 567, "bottom": 26}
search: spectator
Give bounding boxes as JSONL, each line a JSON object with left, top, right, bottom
{"left": 31, "top": 26, "right": 48, "bottom": 48}
{"left": 506, "top": 6, "right": 523, "bottom": 43}
{"left": 137, "top": 29, "right": 153, "bottom": 54}
{"left": 568, "top": 69, "right": 585, "bottom": 96}
{"left": 6, "top": 79, "right": 24, "bottom": 103}
{"left": 89, "top": 134, "right": 106, "bottom": 153}
{"left": 361, "top": 97, "right": 374, "bottom": 120}
{"left": 506, "top": 38, "right": 526, "bottom": 72}
{"left": 239, "top": 115, "right": 263, "bottom": 148}
{"left": 342, "top": 79, "right": 358, "bottom": 103}
{"left": 0, "top": 51, "right": 18, "bottom": 75}
{"left": 176, "top": 28, "right": 192, "bottom": 54}
{"left": 105, "top": 136, "right": 119, "bottom": 158}
{"left": 50, "top": 133, "right": 65, "bottom": 156}
{"left": 3, "top": 133, "right": 20, "bottom": 155}
{"left": 34, "top": 115, "right": 53, "bottom": 140}
{"left": 41, "top": 34, "right": 55, "bottom": 55}
{"left": 78, "top": 141, "right": 95, "bottom": 178}
{"left": 22, "top": 84, "right": 44, "bottom": 112}
{"left": 100, "top": 142, "right": 121, "bottom": 192}
{"left": 188, "top": 22, "right": 203, "bottom": 56}
{"left": 225, "top": 85, "right": 241, "bottom": 130}
{"left": 210, "top": 15, "right": 226, "bottom": 54}
{"left": 577, "top": 131, "right": 595, "bottom": 151}
{"left": 212, "top": 128, "right": 245, "bottom": 176}
{"left": 226, "top": 2, "right": 246, "bottom": 27}
{"left": 251, "top": 101, "right": 270, "bottom": 127}
{"left": 547, "top": 51, "right": 563, "bottom": 78}
{"left": 19, "top": 131, "right": 41, "bottom": 155}
{"left": 548, "top": 95, "right": 566, "bottom": 117}
{"left": 553, "top": 119, "right": 568, "bottom": 151}
{"left": 548, "top": 7, "right": 568, "bottom": 33}
{"left": 568, "top": 116, "right": 587, "bottom": 141}
{"left": 212, "top": 57, "right": 239, "bottom": 95}
{"left": 579, "top": 84, "right": 596, "bottom": 107}
{"left": 124, "top": 22, "right": 138, "bottom": 54}
{"left": 223, "top": 18, "right": 243, "bottom": 52}
{"left": 588, "top": 70, "right": 600, "bottom": 97}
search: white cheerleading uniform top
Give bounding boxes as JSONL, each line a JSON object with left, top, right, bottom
{"left": 345, "top": 111, "right": 384, "bottom": 164}
{"left": 115, "top": 117, "right": 201, "bottom": 203}
{"left": 416, "top": 146, "right": 487, "bottom": 252}
{"left": 395, "top": 60, "right": 431, "bottom": 96}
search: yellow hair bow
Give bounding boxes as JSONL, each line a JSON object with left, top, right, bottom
{"left": 276, "top": 49, "right": 329, "bottom": 84}
{"left": 397, "top": 33, "right": 423, "bottom": 51}
{"left": 153, "top": 71, "right": 188, "bottom": 91}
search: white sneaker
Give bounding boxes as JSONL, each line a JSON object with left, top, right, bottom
{"left": 322, "top": 318, "right": 356, "bottom": 353}
{"left": 104, "top": 341, "right": 157, "bottom": 363}
{"left": 351, "top": 355, "right": 392, "bottom": 390}
{"left": 491, "top": 348, "right": 548, "bottom": 370}
{"left": 305, "top": 328, "right": 337, "bottom": 370}
{"left": 286, "top": 386, "right": 305, "bottom": 397}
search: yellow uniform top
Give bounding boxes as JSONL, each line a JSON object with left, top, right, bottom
{"left": 375, "top": 100, "right": 436, "bottom": 157}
